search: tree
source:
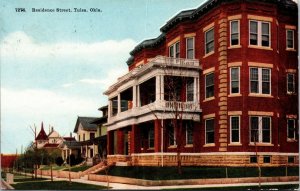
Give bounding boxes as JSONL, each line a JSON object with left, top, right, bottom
{"left": 148, "top": 57, "right": 200, "bottom": 174}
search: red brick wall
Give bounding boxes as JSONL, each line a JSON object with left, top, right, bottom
{"left": 122, "top": 0, "right": 298, "bottom": 156}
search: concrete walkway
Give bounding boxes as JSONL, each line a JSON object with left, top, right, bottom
{"left": 37, "top": 174, "right": 299, "bottom": 190}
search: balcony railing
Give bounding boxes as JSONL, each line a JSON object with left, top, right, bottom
{"left": 108, "top": 100, "right": 200, "bottom": 124}
{"left": 105, "top": 56, "right": 200, "bottom": 94}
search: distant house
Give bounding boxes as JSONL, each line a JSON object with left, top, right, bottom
{"left": 60, "top": 136, "right": 81, "bottom": 162}
{"left": 73, "top": 117, "right": 98, "bottom": 165}
{"left": 1, "top": 154, "right": 19, "bottom": 171}
{"left": 35, "top": 123, "right": 49, "bottom": 149}
{"left": 90, "top": 105, "right": 108, "bottom": 160}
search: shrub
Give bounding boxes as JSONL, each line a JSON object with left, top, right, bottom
{"left": 55, "top": 157, "right": 64, "bottom": 166}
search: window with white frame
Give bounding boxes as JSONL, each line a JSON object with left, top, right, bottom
{"left": 250, "top": 116, "right": 271, "bottom": 143}
{"left": 186, "top": 78, "right": 194, "bottom": 102}
{"left": 249, "top": 20, "right": 270, "bottom": 47}
{"left": 286, "top": 30, "right": 294, "bottom": 49}
{"left": 250, "top": 67, "right": 271, "bottom": 94}
{"left": 205, "top": 28, "right": 214, "bottom": 54}
{"left": 230, "top": 67, "right": 240, "bottom": 94}
{"left": 205, "top": 72, "right": 214, "bottom": 98}
{"left": 230, "top": 20, "right": 240, "bottom": 46}
{"left": 230, "top": 116, "right": 240, "bottom": 143}
{"left": 169, "top": 41, "right": 180, "bottom": 58}
{"left": 186, "top": 121, "right": 193, "bottom": 145}
{"left": 287, "top": 119, "right": 297, "bottom": 140}
{"left": 148, "top": 127, "right": 154, "bottom": 148}
{"left": 186, "top": 37, "right": 194, "bottom": 59}
{"left": 287, "top": 73, "right": 295, "bottom": 94}
{"left": 205, "top": 118, "right": 214, "bottom": 144}
{"left": 168, "top": 123, "right": 176, "bottom": 146}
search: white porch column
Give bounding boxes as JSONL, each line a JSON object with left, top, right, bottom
{"left": 137, "top": 85, "right": 140, "bottom": 107}
{"left": 108, "top": 100, "right": 111, "bottom": 118}
{"left": 155, "top": 75, "right": 161, "bottom": 102}
{"left": 133, "top": 85, "right": 137, "bottom": 108}
{"left": 160, "top": 75, "right": 164, "bottom": 101}
{"left": 194, "top": 78, "right": 200, "bottom": 103}
{"left": 93, "top": 143, "right": 95, "bottom": 156}
{"left": 85, "top": 145, "right": 88, "bottom": 158}
{"left": 194, "top": 77, "right": 198, "bottom": 102}
{"left": 117, "top": 94, "right": 121, "bottom": 113}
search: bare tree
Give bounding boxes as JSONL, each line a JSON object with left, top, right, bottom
{"left": 148, "top": 57, "right": 199, "bottom": 174}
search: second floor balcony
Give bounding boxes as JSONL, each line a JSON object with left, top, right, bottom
{"left": 104, "top": 56, "right": 202, "bottom": 129}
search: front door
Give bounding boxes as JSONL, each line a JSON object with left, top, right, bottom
{"left": 90, "top": 149, "right": 93, "bottom": 158}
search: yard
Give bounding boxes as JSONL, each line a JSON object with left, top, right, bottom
{"left": 98, "top": 166, "right": 299, "bottom": 180}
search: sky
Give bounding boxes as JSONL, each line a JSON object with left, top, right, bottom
{"left": 0, "top": 0, "right": 206, "bottom": 153}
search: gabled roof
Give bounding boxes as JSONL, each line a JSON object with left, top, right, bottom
{"left": 63, "top": 137, "right": 76, "bottom": 142}
{"left": 43, "top": 143, "right": 59, "bottom": 148}
{"left": 90, "top": 116, "right": 107, "bottom": 125}
{"left": 73, "top": 117, "right": 98, "bottom": 133}
{"left": 35, "top": 122, "right": 49, "bottom": 140}
{"left": 62, "top": 141, "right": 82, "bottom": 148}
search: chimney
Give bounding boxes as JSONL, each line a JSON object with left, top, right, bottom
{"left": 70, "top": 132, "right": 72, "bottom": 138}
{"left": 51, "top": 126, "right": 54, "bottom": 133}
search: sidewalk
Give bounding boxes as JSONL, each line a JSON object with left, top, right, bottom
{"left": 37, "top": 174, "right": 299, "bottom": 190}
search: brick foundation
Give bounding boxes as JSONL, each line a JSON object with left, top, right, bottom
{"left": 108, "top": 153, "right": 299, "bottom": 167}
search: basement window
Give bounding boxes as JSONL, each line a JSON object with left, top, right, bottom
{"left": 288, "top": 156, "right": 295, "bottom": 163}
{"left": 250, "top": 156, "right": 257, "bottom": 163}
{"left": 263, "top": 156, "right": 271, "bottom": 163}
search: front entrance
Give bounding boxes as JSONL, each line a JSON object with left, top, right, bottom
{"left": 90, "top": 149, "right": 93, "bottom": 158}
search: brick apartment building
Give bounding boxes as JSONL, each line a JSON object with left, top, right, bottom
{"left": 104, "top": 0, "right": 298, "bottom": 166}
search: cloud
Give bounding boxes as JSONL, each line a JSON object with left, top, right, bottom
{"left": 1, "top": 32, "right": 135, "bottom": 153}
{"left": 1, "top": 87, "right": 97, "bottom": 118}
{"left": 1, "top": 31, "right": 136, "bottom": 62}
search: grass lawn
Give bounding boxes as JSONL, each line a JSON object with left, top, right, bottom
{"left": 12, "top": 180, "right": 108, "bottom": 190}
{"left": 12, "top": 173, "right": 48, "bottom": 182}
{"left": 164, "top": 184, "right": 299, "bottom": 190}
{"left": 98, "top": 166, "right": 299, "bottom": 180}
{"left": 40, "top": 165, "right": 66, "bottom": 170}
{"left": 63, "top": 165, "right": 90, "bottom": 172}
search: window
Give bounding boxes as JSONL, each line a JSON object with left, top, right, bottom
{"left": 230, "top": 20, "right": 239, "bottom": 46}
{"left": 205, "top": 73, "right": 214, "bottom": 98}
{"left": 78, "top": 135, "right": 80, "bottom": 141}
{"left": 287, "top": 119, "right": 297, "bottom": 140}
{"left": 186, "top": 78, "right": 194, "bottom": 101}
{"left": 288, "top": 156, "right": 295, "bottom": 163}
{"left": 250, "top": 116, "right": 271, "bottom": 143}
{"left": 90, "top": 133, "right": 95, "bottom": 140}
{"left": 83, "top": 133, "right": 85, "bottom": 141}
{"left": 250, "top": 67, "right": 271, "bottom": 95}
{"left": 186, "top": 121, "right": 193, "bottom": 145}
{"left": 250, "top": 156, "right": 258, "bottom": 163}
{"left": 286, "top": 30, "right": 294, "bottom": 49}
{"left": 111, "top": 97, "right": 118, "bottom": 116}
{"left": 205, "top": 28, "right": 214, "bottom": 54}
{"left": 169, "top": 42, "right": 180, "bottom": 58}
{"left": 148, "top": 127, "right": 154, "bottom": 148}
{"left": 287, "top": 73, "right": 295, "bottom": 94}
{"left": 205, "top": 118, "right": 214, "bottom": 144}
{"left": 263, "top": 156, "right": 271, "bottom": 163}
{"left": 249, "top": 20, "right": 270, "bottom": 47}
{"left": 186, "top": 37, "right": 194, "bottom": 59}
{"left": 168, "top": 123, "right": 176, "bottom": 146}
{"left": 230, "top": 67, "right": 240, "bottom": 94}
{"left": 230, "top": 116, "right": 240, "bottom": 143}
